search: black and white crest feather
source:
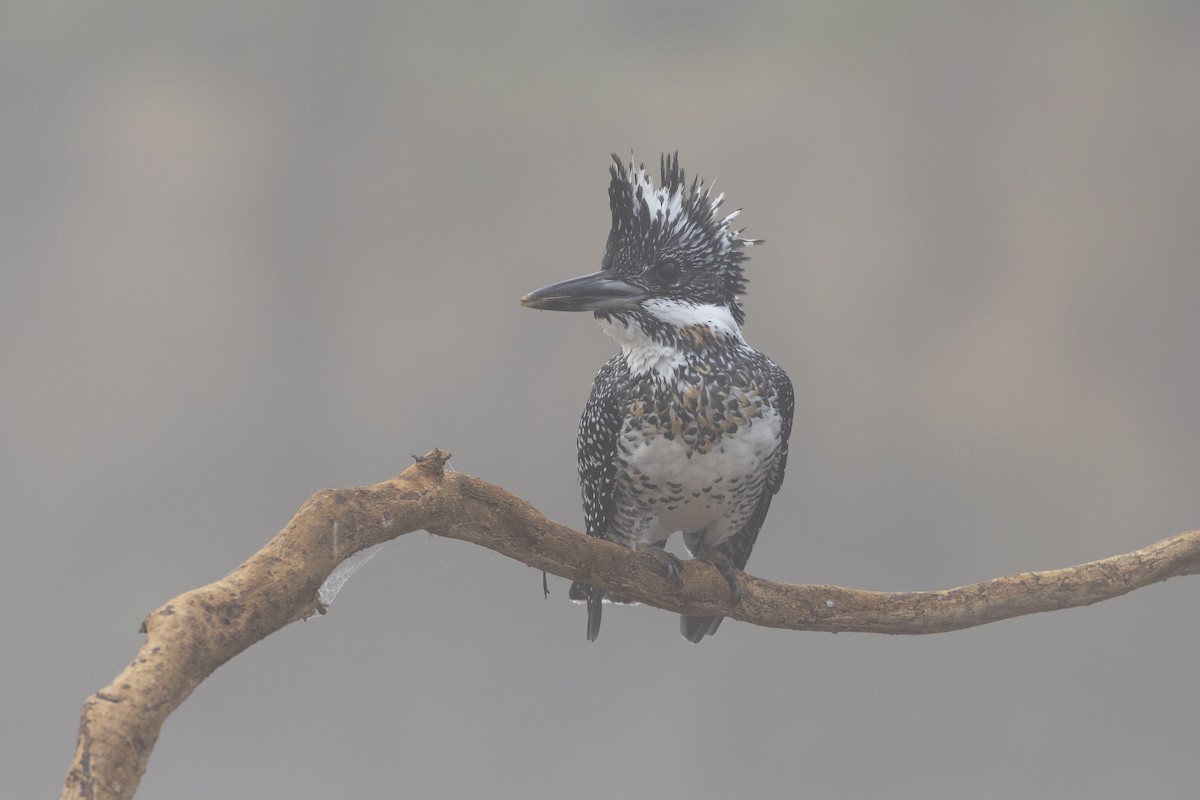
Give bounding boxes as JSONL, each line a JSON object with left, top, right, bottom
{"left": 604, "top": 153, "right": 760, "bottom": 325}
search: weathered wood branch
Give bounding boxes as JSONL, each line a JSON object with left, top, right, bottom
{"left": 63, "top": 448, "right": 1200, "bottom": 800}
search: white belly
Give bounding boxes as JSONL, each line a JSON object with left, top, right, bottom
{"left": 614, "top": 407, "right": 783, "bottom": 548}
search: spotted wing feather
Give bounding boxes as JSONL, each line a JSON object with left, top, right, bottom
{"left": 570, "top": 354, "right": 629, "bottom": 641}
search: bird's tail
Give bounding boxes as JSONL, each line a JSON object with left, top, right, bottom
{"left": 569, "top": 581, "right": 605, "bottom": 641}
{"left": 680, "top": 614, "right": 724, "bottom": 643}
{"left": 586, "top": 586, "right": 603, "bottom": 641}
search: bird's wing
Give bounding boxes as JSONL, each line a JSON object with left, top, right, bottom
{"left": 723, "top": 358, "right": 794, "bottom": 570}
{"left": 573, "top": 355, "right": 630, "bottom": 640}
{"left": 577, "top": 354, "right": 629, "bottom": 540}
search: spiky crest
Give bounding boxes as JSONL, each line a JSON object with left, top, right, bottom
{"left": 605, "top": 152, "right": 759, "bottom": 325}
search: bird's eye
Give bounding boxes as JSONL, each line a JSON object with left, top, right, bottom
{"left": 654, "top": 259, "right": 681, "bottom": 283}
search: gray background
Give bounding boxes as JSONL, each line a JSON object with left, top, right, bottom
{"left": 5, "top": 3, "right": 1200, "bottom": 798}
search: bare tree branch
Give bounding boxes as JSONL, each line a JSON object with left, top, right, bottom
{"left": 63, "top": 448, "right": 1200, "bottom": 800}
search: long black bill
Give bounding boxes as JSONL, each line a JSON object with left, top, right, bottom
{"left": 520, "top": 271, "right": 645, "bottom": 312}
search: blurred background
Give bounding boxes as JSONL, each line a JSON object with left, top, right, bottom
{"left": 4, "top": 3, "right": 1199, "bottom": 798}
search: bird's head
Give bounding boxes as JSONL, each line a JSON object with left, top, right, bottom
{"left": 521, "top": 153, "right": 760, "bottom": 341}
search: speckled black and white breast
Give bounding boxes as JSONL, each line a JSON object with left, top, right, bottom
{"left": 589, "top": 303, "right": 788, "bottom": 553}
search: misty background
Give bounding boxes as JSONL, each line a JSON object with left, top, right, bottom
{"left": 4, "top": 3, "right": 1199, "bottom": 798}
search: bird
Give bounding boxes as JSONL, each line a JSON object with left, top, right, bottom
{"left": 520, "top": 153, "right": 793, "bottom": 642}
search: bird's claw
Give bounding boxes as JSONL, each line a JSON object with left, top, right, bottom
{"left": 707, "top": 553, "right": 742, "bottom": 604}
{"left": 642, "top": 549, "right": 684, "bottom": 583}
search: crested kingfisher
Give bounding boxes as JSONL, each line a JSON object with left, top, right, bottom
{"left": 521, "top": 154, "right": 793, "bottom": 643}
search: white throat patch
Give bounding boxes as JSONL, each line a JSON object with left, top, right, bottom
{"left": 641, "top": 299, "right": 743, "bottom": 337}
{"left": 596, "top": 300, "right": 745, "bottom": 378}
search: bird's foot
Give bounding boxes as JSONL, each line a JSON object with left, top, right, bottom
{"left": 702, "top": 551, "right": 742, "bottom": 604}
{"left": 641, "top": 548, "right": 684, "bottom": 583}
